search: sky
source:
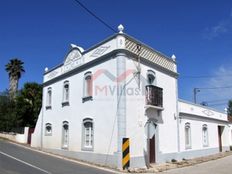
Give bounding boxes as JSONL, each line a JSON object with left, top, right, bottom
{"left": 0, "top": 0, "right": 232, "bottom": 111}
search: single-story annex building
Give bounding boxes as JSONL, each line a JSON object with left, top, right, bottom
{"left": 31, "top": 25, "right": 231, "bottom": 169}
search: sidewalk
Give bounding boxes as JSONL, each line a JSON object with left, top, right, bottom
{"left": 128, "top": 151, "right": 232, "bottom": 173}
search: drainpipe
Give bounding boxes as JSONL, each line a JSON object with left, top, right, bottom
{"left": 116, "top": 52, "right": 127, "bottom": 169}
{"left": 173, "top": 59, "right": 180, "bottom": 153}
{"left": 115, "top": 26, "right": 127, "bottom": 169}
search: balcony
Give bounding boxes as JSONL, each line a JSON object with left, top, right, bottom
{"left": 145, "top": 85, "right": 164, "bottom": 110}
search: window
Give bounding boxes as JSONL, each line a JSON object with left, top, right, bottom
{"left": 62, "top": 81, "right": 70, "bottom": 106}
{"left": 62, "top": 121, "right": 69, "bottom": 149}
{"left": 83, "top": 72, "right": 93, "bottom": 102}
{"left": 185, "top": 123, "right": 191, "bottom": 149}
{"left": 82, "top": 118, "right": 94, "bottom": 150}
{"left": 46, "top": 87, "right": 52, "bottom": 109}
{"left": 147, "top": 70, "right": 156, "bottom": 85}
{"left": 45, "top": 123, "right": 52, "bottom": 136}
{"left": 202, "top": 124, "right": 208, "bottom": 147}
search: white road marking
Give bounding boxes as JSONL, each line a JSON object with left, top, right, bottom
{"left": 8, "top": 142, "right": 121, "bottom": 174}
{"left": 0, "top": 151, "right": 52, "bottom": 174}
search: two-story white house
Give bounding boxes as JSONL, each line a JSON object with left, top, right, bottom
{"left": 31, "top": 25, "right": 230, "bottom": 169}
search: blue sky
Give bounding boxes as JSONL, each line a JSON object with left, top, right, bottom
{"left": 0, "top": 0, "right": 232, "bottom": 111}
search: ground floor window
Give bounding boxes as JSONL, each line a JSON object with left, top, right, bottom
{"left": 185, "top": 122, "right": 191, "bottom": 149}
{"left": 202, "top": 124, "right": 208, "bottom": 147}
{"left": 82, "top": 118, "right": 94, "bottom": 150}
{"left": 62, "top": 121, "right": 69, "bottom": 149}
{"left": 45, "top": 123, "right": 52, "bottom": 136}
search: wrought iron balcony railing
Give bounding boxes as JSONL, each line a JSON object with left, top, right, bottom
{"left": 145, "top": 85, "right": 163, "bottom": 108}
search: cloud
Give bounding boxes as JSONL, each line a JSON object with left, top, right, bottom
{"left": 198, "top": 64, "right": 232, "bottom": 111}
{"left": 204, "top": 10, "right": 232, "bottom": 39}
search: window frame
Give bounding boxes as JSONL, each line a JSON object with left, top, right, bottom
{"left": 82, "top": 118, "right": 94, "bottom": 151}
{"left": 82, "top": 72, "right": 93, "bottom": 102}
{"left": 62, "top": 81, "right": 70, "bottom": 106}
{"left": 147, "top": 70, "right": 156, "bottom": 86}
{"left": 46, "top": 87, "right": 52, "bottom": 109}
{"left": 45, "top": 123, "right": 52, "bottom": 136}
{"left": 185, "top": 122, "right": 191, "bottom": 149}
{"left": 62, "top": 121, "right": 69, "bottom": 149}
{"left": 202, "top": 124, "right": 209, "bottom": 147}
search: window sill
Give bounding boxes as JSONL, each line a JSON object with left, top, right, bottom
{"left": 61, "top": 146, "right": 68, "bottom": 150}
{"left": 62, "top": 101, "right": 70, "bottom": 107}
{"left": 185, "top": 146, "right": 192, "bottom": 150}
{"left": 82, "top": 96, "right": 93, "bottom": 103}
{"left": 81, "top": 147, "right": 94, "bottom": 151}
{"left": 46, "top": 106, "right": 52, "bottom": 110}
{"left": 45, "top": 133, "right": 52, "bottom": 136}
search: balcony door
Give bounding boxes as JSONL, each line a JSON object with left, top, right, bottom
{"left": 149, "top": 135, "right": 156, "bottom": 163}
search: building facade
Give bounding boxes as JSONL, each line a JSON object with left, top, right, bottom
{"left": 31, "top": 25, "right": 230, "bottom": 169}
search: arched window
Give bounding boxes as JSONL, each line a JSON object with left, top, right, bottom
{"left": 83, "top": 72, "right": 93, "bottom": 102}
{"left": 62, "top": 81, "right": 70, "bottom": 106}
{"left": 45, "top": 123, "right": 52, "bottom": 136}
{"left": 82, "top": 118, "right": 94, "bottom": 150}
{"left": 202, "top": 124, "right": 208, "bottom": 147}
{"left": 147, "top": 70, "right": 156, "bottom": 85}
{"left": 46, "top": 87, "right": 52, "bottom": 109}
{"left": 185, "top": 122, "right": 191, "bottom": 149}
{"left": 62, "top": 121, "right": 69, "bottom": 149}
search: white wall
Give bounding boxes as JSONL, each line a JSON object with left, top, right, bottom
{"left": 1, "top": 127, "right": 29, "bottom": 144}
{"left": 179, "top": 100, "right": 230, "bottom": 153}
{"left": 179, "top": 100, "right": 227, "bottom": 121}
{"left": 41, "top": 58, "right": 118, "bottom": 155}
{"left": 125, "top": 56, "right": 178, "bottom": 160}
{"left": 229, "top": 125, "right": 232, "bottom": 146}
{"left": 31, "top": 110, "right": 42, "bottom": 147}
{"left": 179, "top": 118, "right": 220, "bottom": 152}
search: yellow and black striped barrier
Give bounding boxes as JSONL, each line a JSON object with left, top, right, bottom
{"left": 122, "top": 138, "right": 130, "bottom": 170}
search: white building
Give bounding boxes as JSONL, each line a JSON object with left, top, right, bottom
{"left": 31, "top": 25, "right": 230, "bottom": 169}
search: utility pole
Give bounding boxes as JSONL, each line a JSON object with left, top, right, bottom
{"left": 193, "top": 88, "right": 200, "bottom": 104}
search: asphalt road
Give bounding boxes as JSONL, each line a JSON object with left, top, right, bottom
{"left": 160, "top": 154, "right": 232, "bottom": 174}
{"left": 0, "top": 140, "right": 117, "bottom": 174}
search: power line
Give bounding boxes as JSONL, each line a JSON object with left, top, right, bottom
{"left": 207, "top": 102, "right": 228, "bottom": 107}
{"left": 72, "top": 0, "right": 117, "bottom": 33}
{"left": 203, "top": 98, "right": 231, "bottom": 103}
{"left": 180, "top": 74, "right": 232, "bottom": 79}
{"left": 197, "top": 86, "right": 232, "bottom": 90}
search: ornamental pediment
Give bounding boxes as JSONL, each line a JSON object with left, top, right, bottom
{"left": 64, "top": 48, "right": 82, "bottom": 66}
{"left": 62, "top": 45, "right": 84, "bottom": 73}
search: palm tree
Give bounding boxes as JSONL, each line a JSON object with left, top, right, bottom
{"left": 5, "top": 59, "right": 25, "bottom": 99}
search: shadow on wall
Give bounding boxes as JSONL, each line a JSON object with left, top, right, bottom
{"left": 145, "top": 108, "right": 164, "bottom": 124}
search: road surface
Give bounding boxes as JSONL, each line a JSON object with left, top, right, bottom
{"left": 0, "top": 140, "right": 117, "bottom": 174}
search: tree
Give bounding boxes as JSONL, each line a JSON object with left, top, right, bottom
{"left": 0, "top": 92, "right": 17, "bottom": 132}
{"left": 5, "top": 59, "right": 25, "bottom": 99}
{"left": 227, "top": 100, "right": 232, "bottom": 116}
{"left": 15, "top": 82, "right": 42, "bottom": 127}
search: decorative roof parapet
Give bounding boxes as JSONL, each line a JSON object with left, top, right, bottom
{"left": 125, "top": 37, "right": 177, "bottom": 73}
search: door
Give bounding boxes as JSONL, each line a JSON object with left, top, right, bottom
{"left": 218, "top": 126, "right": 222, "bottom": 152}
{"left": 149, "top": 135, "right": 156, "bottom": 163}
{"left": 27, "top": 128, "right": 34, "bottom": 144}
